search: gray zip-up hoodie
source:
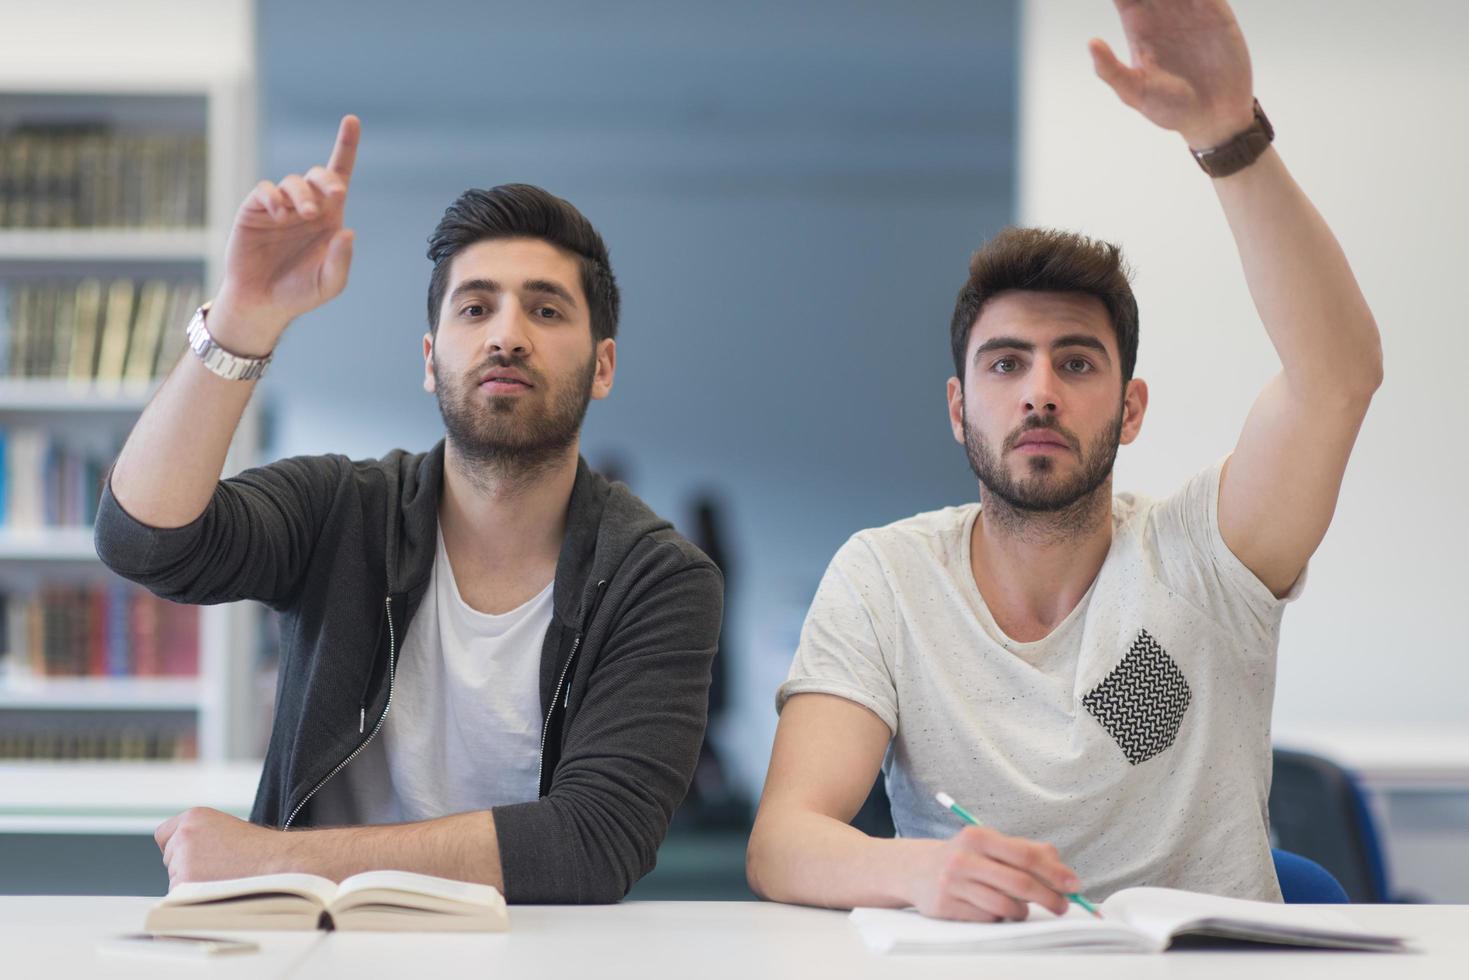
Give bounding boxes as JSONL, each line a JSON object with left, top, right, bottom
{"left": 93, "top": 441, "right": 722, "bottom": 903}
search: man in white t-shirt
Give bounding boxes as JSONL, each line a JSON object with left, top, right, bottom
{"left": 746, "top": 0, "right": 1382, "bottom": 920}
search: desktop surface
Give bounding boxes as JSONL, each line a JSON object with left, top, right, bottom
{"left": 4, "top": 896, "right": 1467, "bottom": 979}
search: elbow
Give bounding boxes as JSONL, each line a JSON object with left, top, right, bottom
{"left": 745, "top": 837, "right": 768, "bottom": 900}
{"left": 744, "top": 821, "right": 779, "bottom": 902}
{"left": 582, "top": 877, "right": 633, "bottom": 905}
{"left": 1366, "top": 347, "right": 1384, "bottom": 397}
{"left": 1354, "top": 333, "right": 1384, "bottom": 401}
{"left": 1352, "top": 324, "right": 1385, "bottom": 402}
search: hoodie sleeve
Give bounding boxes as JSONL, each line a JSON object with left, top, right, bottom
{"left": 93, "top": 453, "right": 350, "bottom": 609}
{"left": 491, "top": 546, "right": 723, "bottom": 903}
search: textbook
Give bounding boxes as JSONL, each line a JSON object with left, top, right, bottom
{"left": 849, "top": 887, "right": 1404, "bottom": 954}
{"left": 145, "top": 870, "right": 508, "bottom": 933}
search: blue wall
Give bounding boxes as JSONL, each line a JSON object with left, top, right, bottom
{"left": 257, "top": 0, "right": 1017, "bottom": 793}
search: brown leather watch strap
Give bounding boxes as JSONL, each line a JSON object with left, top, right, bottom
{"left": 1191, "top": 99, "right": 1274, "bottom": 178}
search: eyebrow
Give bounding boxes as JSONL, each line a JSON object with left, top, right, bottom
{"left": 448, "top": 277, "right": 579, "bottom": 307}
{"left": 972, "top": 333, "right": 1112, "bottom": 366}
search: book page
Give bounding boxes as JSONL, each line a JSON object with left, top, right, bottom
{"left": 848, "top": 906, "right": 1157, "bottom": 954}
{"left": 1102, "top": 887, "right": 1398, "bottom": 947}
{"left": 160, "top": 872, "right": 339, "bottom": 909}
{"left": 334, "top": 870, "right": 504, "bottom": 910}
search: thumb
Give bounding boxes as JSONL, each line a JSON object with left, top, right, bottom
{"left": 320, "top": 228, "right": 356, "bottom": 299}
{"left": 1088, "top": 38, "right": 1143, "bottom": 107}
{"left": 154, "top": 813, "right": 180, "bottom": 852}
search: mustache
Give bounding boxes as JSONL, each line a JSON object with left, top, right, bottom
{"left": 466, "top": 353, "right": 543, "bottom": 387}
{"left": 1002, "top": 416, "right": 1080, "bottom": 453}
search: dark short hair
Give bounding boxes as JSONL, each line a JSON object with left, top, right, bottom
{"left": 949, "top": 227, "right": 1139, "bottom": 384}
{"left": 426, "top": 184, "right": 620, "bottom": 342}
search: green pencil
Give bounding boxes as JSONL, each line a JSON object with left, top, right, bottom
{"left": 934, "top": 791, "right": 1102, "bottom": 919}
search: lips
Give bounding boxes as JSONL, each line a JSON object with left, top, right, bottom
{"left": 478, "top": 367, "right": 533, "bottom": 389}
{"left": 1015, "top": 432, "right": 1068, "bottom": 449}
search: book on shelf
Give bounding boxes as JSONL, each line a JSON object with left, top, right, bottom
{"left": 0, "top": 124, "right": 207, "bottom": 229}
{"left": 123, "top": 279, "right": 170, "bottom": 382}
{"left": 0, "top": 278, "right": 201, "bottom": 384}
{"left": 156, "top": 280, "right": 200, "bottom": 373}
{"left": 848, "top": 886, "right": 1405, "bottom": 954}
{"left": 145, "top": 871, "right": 509, "bottom": 933}
{"left": 0, "top": 424, "right": 118, "bottom": 527}
{"left": 68, "top": 278, "right": 103, "bottom": 380}
{"left": 94, "top": 278, "right": 136, "bottom": 382}
{"left": 0, "top": 718, "right": 197, "bottom": 761}
{"left": 0, "top": 584, "right": 199, "bottom": 680}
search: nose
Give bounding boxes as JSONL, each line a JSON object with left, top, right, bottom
{"left": 481, "top": 306, "right": 532, "bottom": 358}
{"left": 1022, "top": 361, "right": 1060, "bottom": 416}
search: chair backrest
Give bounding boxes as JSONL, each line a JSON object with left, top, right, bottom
{"left": 1269, "top": 748, "right": 1389, "bottom": 902}
{"left": 1272, "top": 848, "right": 1349, "bottom": 903}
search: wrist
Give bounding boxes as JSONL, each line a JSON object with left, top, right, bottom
{"left": 272, "top": 824, "right": 333, "bottom": 877}
{"left": 888, "top": 837, "right": 940, "bottom": 906}
{"left": 1182, "top": 105, "right": 1261, "bottom": 153}
{"left": 204, "top": 290, "right": 290, "bottom": 358}
{"left": 1188, "top": 99, "right": 1274, "bottom": 178}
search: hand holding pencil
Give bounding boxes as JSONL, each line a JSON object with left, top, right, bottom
{"left": 937, "top": 792, "right": 1101, "bottom": 918}
{"left": 899, "top": 790, "right": 1089, "bottom": 923}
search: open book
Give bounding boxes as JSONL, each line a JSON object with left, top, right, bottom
{"left": 850, "top": 886, "right": 1404, "bottom": 954}
{"left": 145, "top": 870, "right": 508, "bottom": 933}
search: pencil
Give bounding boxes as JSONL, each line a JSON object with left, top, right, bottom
{"left": 934, "top": 791, "right": 1102, "bottom": 919}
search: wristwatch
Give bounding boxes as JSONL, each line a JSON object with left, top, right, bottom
{"left": 185, "top": 302, "right": 273, "bottom": 381}
{"left": 1191, "top": 99, "right": 1274, "bottom": 178}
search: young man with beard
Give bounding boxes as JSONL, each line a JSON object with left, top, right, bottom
{"left": 95, "top": 116, "right": 722, "bottom": 903}
{"left": 747, "top": 0, "right": 1382, "bottom": 919}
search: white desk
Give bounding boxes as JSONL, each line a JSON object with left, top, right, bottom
{"left": 5, "top": 897, "right": 1466, "bottom": 979}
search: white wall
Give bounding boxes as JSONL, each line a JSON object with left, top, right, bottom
{"left": 1020, "top": 0, "right": 1469, "bottom": 738}
{"left": 257, "top": 0, "right": 1020, "bottom": 799}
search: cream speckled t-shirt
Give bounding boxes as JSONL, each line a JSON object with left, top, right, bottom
{"left": 777, "top": 461, "right": 1300, "bottom": 901}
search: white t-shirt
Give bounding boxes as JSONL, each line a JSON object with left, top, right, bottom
{"left": 313, "top": 528, "right": 551, "bottom": 825}
{"left": 777, "top": 462, "right": 1301, "bottom": 902}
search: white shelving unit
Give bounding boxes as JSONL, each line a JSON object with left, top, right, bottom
{"left": 0, "top": 7, "right": 261, "bottom": 797}
{"left": 0, "top": 229, "right": 211, "bottom": 262}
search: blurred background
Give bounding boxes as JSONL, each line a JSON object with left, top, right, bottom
{"left": 0, "top": 0, "right": 1465, "bottom": 903}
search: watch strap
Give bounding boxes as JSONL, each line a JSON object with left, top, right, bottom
{"left": 1191, "top": 99, "right": 1274, "bottom": 178}
{"left": 185, "top": 303, "right": 272, "bottom": 382}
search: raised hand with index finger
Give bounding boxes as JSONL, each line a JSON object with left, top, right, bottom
{"left": 208, "top": 115, "right": 361, "bottom": 356}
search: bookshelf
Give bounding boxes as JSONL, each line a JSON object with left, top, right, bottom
{"left": 0, "top": 56, "right": 261, "bottom": 781}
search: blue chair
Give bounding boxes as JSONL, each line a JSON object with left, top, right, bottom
{"left": 1272, "top": 848, "right": 1349, "bottom": 903}
{"left": 1269, "top": 748, "right": 1392, "bottom": 902}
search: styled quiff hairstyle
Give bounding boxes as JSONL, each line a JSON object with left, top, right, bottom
{"left": 425, "top": 183, "right": 620, "bottom": 342}
{"left": 949, "top": 227, "right": 1139, "bottom": 384}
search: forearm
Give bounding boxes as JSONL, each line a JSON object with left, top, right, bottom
{"left": 747, "top": 807, "right": 929, "bottom": 909}
{"left": 109, "top": 297, "right": 287, "bottom": 528}
{"left": 278, "top": 811, "right": 504, "bottom": 889}
{"left": 1210, "top": 147, "right": 1383, "bottom": 397}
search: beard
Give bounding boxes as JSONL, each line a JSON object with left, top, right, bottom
{"left": 434, "top": 349, "right": 595, "bottom": 486}
{"left": 963, "top": 404, "right": 1123, "bottom": 535}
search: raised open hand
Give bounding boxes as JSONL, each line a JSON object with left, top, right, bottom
{"left": 1088, "top": 0, "right": 1255, "bottom": 149}
{"left": 215, "top": 115, "right": 360, "bottom": 338}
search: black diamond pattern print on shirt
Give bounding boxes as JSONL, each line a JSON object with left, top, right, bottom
{"left": 1082, "top": 628, "right": 1192, "bottom": 766}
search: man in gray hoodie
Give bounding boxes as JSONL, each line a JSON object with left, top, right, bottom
{"left": 95, "top": 116, "right": 722, "bottom": 903}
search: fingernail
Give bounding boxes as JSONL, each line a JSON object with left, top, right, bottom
{"left": 1066, "top": 877, "right": 1081, "bottom": 890}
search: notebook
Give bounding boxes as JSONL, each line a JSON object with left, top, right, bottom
{"left": 850, "top": 886, "right": 1405, "bottom": 954}
{"left": 145, "top": 870, "right": 508, "bottom": 933}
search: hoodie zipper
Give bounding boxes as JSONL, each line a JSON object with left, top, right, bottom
{"left": 535, "top": 579, "right": 607, "bottom": 795}
{"left": 283, "top": 594, "right": 398, "bottom": 829}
